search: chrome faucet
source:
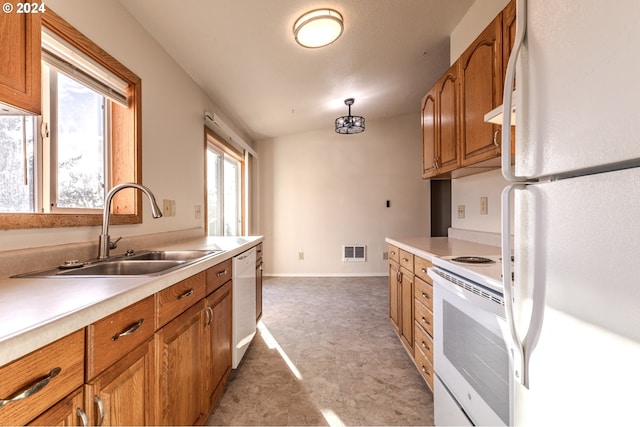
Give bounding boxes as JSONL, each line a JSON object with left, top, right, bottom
{"left": 98, "top": 183, "right": 163, "bottom": 260}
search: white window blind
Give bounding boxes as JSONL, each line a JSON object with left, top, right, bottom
{"left": 41, "top": 28, "right": 129, "bottom": 107}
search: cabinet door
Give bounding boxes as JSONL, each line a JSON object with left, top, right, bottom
{"left": 421, "top": 89, "right": 437, "bottom": 178}
{"left": 203, "top": 281, "right": 232, "bottom": 413}
{"left": 0, "top": 2, "right": 41, "bottom": 114}
{"left": 400, "top": 267, "right": 414, "bottom": 352}
{"left": 28, "top": 387, "right": 85, "bottom": 427}
{"left": 155, "top": 301, "right": 206, "bottom": 426}
{"left": 436, "top": 63, "right": 459, "bottom": 174}
{"left": 388, "top": 260, "right": 400, "bottom": 331}
{"left": 459, "top": 14, "right": 503, "bottom": 166}
{"left": 85, "top": 339, "right": 154, "bottom": 426}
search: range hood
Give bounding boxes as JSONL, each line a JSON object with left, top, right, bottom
{"left": 484, "top": 91, "right": 516, "bottom": 125}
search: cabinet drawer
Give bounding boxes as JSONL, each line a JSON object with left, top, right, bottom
{"left": 414, "top": 276, "right": 433, "bottom": 312}
{"left": 414, "top": 344, "right": 434, "bottom": 391}
{"left": 158, "top": 271, "right": 206, "bottom": 328}
{"left": 414, "top": 321, "right": 434, "bottom": 363}
{"left": 388, "top": 245, "right": 400, "bottom": 263}
{"left": 414, "top": 256, "right": 433, "bottom": 284}
{"left": 415, "top": 299, "right": 433, "bottom": 337}
{"left": 399, "top": 249, "right": 414, "bottom": 271}
{"left": 206, "top": 259, "right": 232, "bottom": 295}
{"left": 0, "top": 329, "right": 84, "bottom": 426}
{"left": 86, "top": 295, "right": 155, "bottom": 380}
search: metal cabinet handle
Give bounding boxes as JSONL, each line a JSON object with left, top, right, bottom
{"left": 390, "top": 251, "right": 396, "bottom": 255}
{"left": 216, "top": 269, "right": 227, "bottom": 277}
{"left": 421, "top": 316, "right": 431, "bottom": 325}
{"left": 77, "top": 407, "right": 89, "bottom": 427}
{"left": 421, "top": 292, "right": 430, "bottom": 300}
{"left": 421, "top": 268, "right": 428, "bottom": 273}
{"left": 112, "top": 319, "right": 144, "bottom": 341}
{"left": 177, "top": 288, "right": 194, "bottom": 300}
{"left": 94, "top": 395, "right": 104, "bottom": 426}
{"left": 0, "top": 367, "right": 61, "bottom": 409}
{"left": 402, "top": 257, "right": 409, "bottom": 263}
{"left": 493, "top": 129, "right": 501, "bottom": 147}
{"left": 421, "top": 340, "right": 430, "bottom": 351}
{"left": 259, "top": 262, "right": 263, "bottom": 271}
{"left": 421, "top": 365, "right": 431, "bottom": 376}
{"left": 205, "top": 307, "right": 213, "bottom": 326}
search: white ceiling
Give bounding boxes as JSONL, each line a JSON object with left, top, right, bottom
{"left": 119, "top": 0, "right": 474, "bottom": 141}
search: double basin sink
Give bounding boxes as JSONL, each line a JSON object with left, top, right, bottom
{"left": 14, "top": 250, "right": 223, "bottom": 278}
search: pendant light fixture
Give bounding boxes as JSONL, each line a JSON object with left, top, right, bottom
{"left": 335, "top": 98, "right": 365, "bottom": 134}
{"left": 293, "top": 9, "right": 344, "bottom": 48}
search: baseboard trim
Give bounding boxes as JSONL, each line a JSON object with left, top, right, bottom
{"left": 264, "top": 273, "right": 387, "bottom": 278}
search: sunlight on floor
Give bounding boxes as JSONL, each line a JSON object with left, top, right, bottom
{"left": 321, "top": 408, "right": 346, "bottom": 427}
{"left": 257, "top": 320, "right": 303, "bottom": 380}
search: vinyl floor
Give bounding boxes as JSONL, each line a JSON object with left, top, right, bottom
{"left": 205, "top": 276, "right": 434, "bottom": 426}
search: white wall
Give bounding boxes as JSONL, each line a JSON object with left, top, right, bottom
{"left": 1, "top": 0, "right": 250, "bottom": 251}
{"left": 448, "top": 0, "right": 510, "bottom": 234}
{"left": 259, "top": 113, "right": 428, "bottom": 276}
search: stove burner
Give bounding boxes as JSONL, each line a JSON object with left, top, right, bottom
{"left": 451, "top": 256, "right": 496, "bottom": 264}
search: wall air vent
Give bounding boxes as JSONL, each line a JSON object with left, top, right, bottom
{"left": 343, "top": 245, "right": 366, "bottom": 262}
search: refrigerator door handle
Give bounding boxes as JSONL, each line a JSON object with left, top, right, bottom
{"left": 501, "top": 0, "right": 529, "bottom": 182}
{"left": 502, "top": 184, "right": 527, "bottom": 386}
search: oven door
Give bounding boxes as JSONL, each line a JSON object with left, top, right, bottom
{"left": 432, "top": 269, "right": 512, "bottom": 426}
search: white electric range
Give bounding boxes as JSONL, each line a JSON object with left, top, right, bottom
{"left": 428, "top": 254, "right": 512, "bottom": 426}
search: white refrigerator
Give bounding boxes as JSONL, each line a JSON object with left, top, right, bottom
{"left": 501, "top": 0, "right": 640, "bottom": 425}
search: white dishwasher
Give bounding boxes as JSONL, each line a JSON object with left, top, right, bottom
{"left": 232, "top": 247, "right": 257, "bottom": 368}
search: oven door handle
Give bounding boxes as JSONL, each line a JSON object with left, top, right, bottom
{"left": 502, "top": 184, "right": 527, "bottom": 387}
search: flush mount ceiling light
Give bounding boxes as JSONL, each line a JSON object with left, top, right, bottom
{"left": 335, "top": 98, "right": 365, "bottom": 134}
{"left": 293, "top": 8, "right": 343, "bottom": 48}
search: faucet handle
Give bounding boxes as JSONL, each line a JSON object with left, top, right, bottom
{"left": 109, "top": 236, "right": 122, "bottom": 250}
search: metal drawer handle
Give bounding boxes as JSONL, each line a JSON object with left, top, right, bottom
{"left": 216, "top": 269, "right": 227, "bottom": 277}
{"left": 0, "top": 367, "right": 61, "bottom": 409}
{"left": 177, "top": 288, "right": 194, "bottom": 300}
{"left": 94, "top": 395, "right": 104, "bottom": 426}
{"left": 421, "top": 341, "right": 430, "bottom": 351}
{"left": 77, "top": 407, "right": 89, "bottom": 427}
{"left": 493, "top": 129, "right": 501, "bottom": 147}
{"left": 421, "top": 365, "right": 431, "bottom": 376}
{"left": 421, "top": 268, "right": 428, "bottom": 273}
{"left": 421, "top": 317, "right": 431, "bottom": 326}
{"left": 402, "top": 257, "right": 409, "bottom": 262}
{"left": 390, "top": 251, "right": 396, "bottom": 255}
{"left": 421, "top": 292, "right": 430, "bottom": 300}
{"left": 112, "top": 319, "right": 144, "bottom": 341}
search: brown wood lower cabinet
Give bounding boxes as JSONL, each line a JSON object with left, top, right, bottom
{"left": 86, "top": 339, "right": 155, "bottom": 426}
{"left": 28, "top": 387, "right": 85, "bottom": 426}
{"left": 0, "top": 250, "right": 255, "bottom": 426}
{"left": 155, "top": 301, "right": 206, "bottom": 426}
{"left": 203, "top": 281, "right": 232, "bottom": 412}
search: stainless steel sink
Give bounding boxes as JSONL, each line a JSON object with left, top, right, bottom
{"left": 122, "top": 250, "right": 218, "bottom": 261}
{"left": 58, "top": 260, "right": 185, "bottom": 276}
{"left": 12, "top": 249, "right": 223, "bottom": 278}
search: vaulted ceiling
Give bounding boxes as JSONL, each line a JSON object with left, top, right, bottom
{"left": 120, "top": 0, "right": 474, "bottom": 141}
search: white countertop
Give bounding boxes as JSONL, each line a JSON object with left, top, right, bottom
{"left": 385, "top": 236, "right": 500, "bottom": 261}
{"left": 0, "top": 236, "right": 262, "bottom": 367}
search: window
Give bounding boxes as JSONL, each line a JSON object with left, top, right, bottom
{"left": 0, "top": 8, "right": 141, "bottom": 230}
{"left": 206, "top": 129, "right": 244, "bottom": 236}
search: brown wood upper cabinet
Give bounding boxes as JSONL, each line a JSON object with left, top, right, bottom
{"left": 421, "top": 2, "right": 515, "bottom": 179}
{"left": 459, "top": 13, "right": 503, "bottom": 167}
{"left": 422, "top": 62, "right": 460, "bottom": 178}
{"left": 0, "top": 2, "right": 41, "bottom": 114}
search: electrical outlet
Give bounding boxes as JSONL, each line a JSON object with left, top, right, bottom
{"left": 480, "top": 197, "right": 488, "bottom": 215}
{"left": 163, "top": 199, "right": 172, "bottom": 217}
{"left": 383, "top": 251, "right": 389, "bottom": 260}
{"left": 194, "top": 205, "right": 202, "bottom": 219}
{"left": 458, "top": 205, "right": 465, "bottom": 219}
{"left": 298, "top": 251, "right": 304, "bottom": 261}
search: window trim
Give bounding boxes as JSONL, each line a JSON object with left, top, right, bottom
{"left": 204, "top": 127, "right": 245, "bottom": 236}
{"left": 0, "top": 8, "right": 142, "bottom": 230}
